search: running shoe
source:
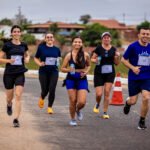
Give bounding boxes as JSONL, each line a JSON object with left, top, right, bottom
{"left": 93, "top": 103, "right": 100, "bottom": 113}
{"left": 102, "top": 113, "right": 110, "bottom": 119}
{"left": 38, "top": 97, "right": 44, "bottom": 108}
{"left": 123, "top": 98, "right": 131, "bottom": 115}
{"left": 137, "top": 121, "right": 147, "bottom": 130}
{"left": 13, "top": 119, "right": 20, "bottom": 128}
{"left": 7, "top": 103, "right": 12, "bottom": 116}
{"left": 76, "top": 111, "right": 83, "bottom": 121}
{"left": 69, "top": 120, "right": 77, "bottom": 126}
{"left": 47, "top": 107, "right": 54, "bottom": 114}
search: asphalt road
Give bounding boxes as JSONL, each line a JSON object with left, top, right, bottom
{"left": 0, "top": 75, "right": 150, "bottom": 150}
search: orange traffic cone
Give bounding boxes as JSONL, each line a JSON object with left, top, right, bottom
{"left": 110, "top": 72, "right": 124, "bottom": 105}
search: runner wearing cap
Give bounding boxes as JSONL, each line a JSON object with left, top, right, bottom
{"left": 91, "top": 32, "right": 120, "bottom": 119}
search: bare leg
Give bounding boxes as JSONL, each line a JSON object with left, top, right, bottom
{"left": 67, "top": 89, "right": 77, "bottom": 120}
{"left": 14, "top": 86, "right": 23, "bottom": 119}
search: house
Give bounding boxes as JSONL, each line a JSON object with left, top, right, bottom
{"left": 0, "top": 25, "right": 11, "bottom": 38}
{"left": 27, "top": 21, "right": 85, "bottom": 40}
{"left": 89, "top": 19, "right": 137, "bottom": 42}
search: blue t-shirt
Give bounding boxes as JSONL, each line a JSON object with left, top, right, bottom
{"left": 123, "top": 41, "right": 150, "bottom": 80}
{"left": 35, "top": 43, "right": 61, "bottom": 73}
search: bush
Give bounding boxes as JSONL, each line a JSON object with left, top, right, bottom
{"left": 22, "top": 34, "right": 36, "bottom": 45}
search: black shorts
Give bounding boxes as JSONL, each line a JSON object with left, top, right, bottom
{"left": 3, "top": 73, "right": 25, "bottom": 89}
{"left": 94, "top": 73, "right": 115, "bottom": 87}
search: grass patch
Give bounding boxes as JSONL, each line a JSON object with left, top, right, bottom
{"left": 0, "top": 58, "right": 128, "bottom": 78}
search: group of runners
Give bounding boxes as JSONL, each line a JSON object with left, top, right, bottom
{"left": 0, "top": 25, "right": 150, "bottom": 130}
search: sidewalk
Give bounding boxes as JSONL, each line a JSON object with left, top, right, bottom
{"left": 0, "top": 67, "right": 128, "bottom": 84}
{"left": 0, "top": 90, "right": 49, "bottom": 150}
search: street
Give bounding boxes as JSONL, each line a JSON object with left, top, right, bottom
{"left": 0, "top": 75, "right": 150, "bottom": 150}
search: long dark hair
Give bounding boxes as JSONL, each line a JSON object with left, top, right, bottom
{"left": 0, "top": 25, "right": 21, "bottom": 43}
{"left": 11, "top": 25, "right": 22, "bottom": 33}
{"left": 72, "top": 36, "right": 85, "bottom": 68}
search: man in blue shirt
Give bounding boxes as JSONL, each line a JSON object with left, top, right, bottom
{"left": 121, "top": 27, "right": 150, "bottom": 130}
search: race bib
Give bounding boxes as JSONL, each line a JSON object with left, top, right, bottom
{"left": 137, "top": 55, "right": 150, "bottom": 66}
{"left": 45, "top": 57, "right": 57, "bottom": 65}
{"left": 11, "top": 55, "right": 22, "bottom": 65}
{"left": 101, "top": 65, "right": 112, "bottom": 73}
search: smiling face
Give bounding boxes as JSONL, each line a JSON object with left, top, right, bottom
{"left": 138, "top": 29, "right": 150, "bottom": 45}
{"left": 101, "top": 34, "right": 111, "bottom": 45}
{"left": 45, "top": 33, "right": 54, "bottom": 46}
{"left": 72, "top": 37, "right": 83, "bottom": 50}
{"left": 11, "top": 27, "right": 21, "bottom": 40}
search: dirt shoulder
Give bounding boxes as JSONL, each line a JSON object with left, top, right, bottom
{"left": 0, "top": 90, "right": 50, "bottom": 150}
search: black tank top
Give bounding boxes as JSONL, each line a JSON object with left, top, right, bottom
{"left": 69, "top": 52, "right": 85, "bottom": 69}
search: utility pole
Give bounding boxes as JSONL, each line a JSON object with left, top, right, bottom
{"left": 18, "top": 6, "right": 22, "bottom": 25}
{"left": 144, "top": 12, "right": 147, "bottom": 21}
{"left": 123, "top": 13, "right": 126, "bottom": 24}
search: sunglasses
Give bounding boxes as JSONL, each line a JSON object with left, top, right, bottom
{"left": 46, "top": 36, "right": 54, "bottom": 39}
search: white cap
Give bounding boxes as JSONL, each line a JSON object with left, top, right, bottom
{"left": 101, "top": 32, "right": 111, "bottom": 38}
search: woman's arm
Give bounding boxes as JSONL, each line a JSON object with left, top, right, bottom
{"left": 61, "top": 53, "right": 74, "bottom": 73}
{"left": 91, "top": 52, "right": 98, "bottom": 64}
{"left": 24, "top": 51, "right": 30, "bottom": 63}
{"left": 0, "top": 51, "right": 14, "bottom": 64}
{"left": 114, "top": 50, "right": 120, "bottom": 65}
{"left": 34, "top": 57, "right": 45, "bottom": 67}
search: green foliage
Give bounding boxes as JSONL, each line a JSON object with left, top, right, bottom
{"left": 137, "top": 21, "right": 150, "bottom": 31}
{"left": 0, "top": 40, "right": 4, "bottom": 48}
{"left": 22, "top": 34, "right": 36, "bottom": 45}
{"left": 49, "top": 23, "right": 59, "bottom": 35}
{"left": 80, "top": 14, "right": 91, "bottom": 24}
{"left": 81, "top": 23, "right": 122, "bottom": 47}
{"left": 81, "top": 23, "right": 106, "bottom": 46}
{"left": 0, "top": 18, "right": 13, "bottom": 25}
{"left": 25, "top": 58, "right": 39, "bottom": 70}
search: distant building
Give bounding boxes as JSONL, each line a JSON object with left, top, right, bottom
{"left": 0, "top": 25, "right": 11, "bottom": 38}
{"left": 89, "top": 19, "right": 137, "bottom": 42}
{"left": 27, "top": 21, "right": 85, "bottom": 40}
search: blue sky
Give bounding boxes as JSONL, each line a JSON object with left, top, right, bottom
{"left": 0, "top": 0, "right": 150, "bottom": 25}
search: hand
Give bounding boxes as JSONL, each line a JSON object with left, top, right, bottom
{"left": 24, "top": 56, "right": 30, "bottom": 63}
{"left": 95, "top": 57, "right": 100, "bottom": 64}
{"left": 80, "top": 71, "right": 87, "bottom": 78}
{"left": 132, "top": 66, "right": 141, "bottom": 75}
{"left": 115, "top": 51, "right": 120, "bottom": 57}
{"left": 39, "top": 62, "right": 45, "bottom": 67}
{"left": 9, "top": 59, "right": 15, "bottom": 64}
{"left": 69, "top": 67, "right": 75, "bottom": 73}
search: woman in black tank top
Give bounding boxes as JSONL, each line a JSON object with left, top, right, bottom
{"left": 61, "top": 36, "right": 90, "bottom": 126}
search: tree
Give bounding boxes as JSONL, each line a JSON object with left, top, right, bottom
{"left": 137, "top": 21, "right": 150, "bottom": 31}
{"left": 22, "top": 34, "right": 36, "bottom": 45}
{"left": 81, "top": 23, "right": 121, "bottom": 47}
{"left": 0, "top": 18, "right": 13, "bottom": 26}
{"left": 49, "top": 23, "right": 59, "bottom": 35}
{"left": 80, "top": 14, "right": 91, "bottom": 24}
{"left": 81, "top": 23, "right": 107, "bottom": 46}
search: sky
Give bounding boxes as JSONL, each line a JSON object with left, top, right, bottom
{"left": 0, "top": 0, "right": 150, "bottom": 25}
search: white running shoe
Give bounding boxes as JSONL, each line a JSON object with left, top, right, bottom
{"left": 76, "top": 111, "right": 83, "bottom": 121}
{"left": 69, "top": 120, "right": 77, "bottom": 126}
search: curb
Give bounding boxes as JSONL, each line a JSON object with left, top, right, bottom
{"left": 0, "top": 67, "right": 128, "bottom": 84}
